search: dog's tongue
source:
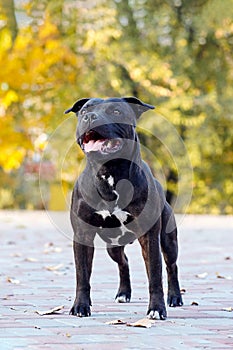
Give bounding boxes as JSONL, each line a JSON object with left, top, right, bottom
{"left": 84, "top": 140, "right": 105, "bottom": 153}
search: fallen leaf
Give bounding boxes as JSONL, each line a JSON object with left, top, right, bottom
{"left": 225, "top": 256, "right": 231, "bottom": 260}
{"left": 52, "top": 271, "right": 67, "bottom": 276}
{"left": 180, "top": 288, "right": 186, "bottom": 294}
{"left": 10, "top": 307, "right": 17, "bottom": 311}
{"left": 66, "top": 333, "right": 71, "bottom": 338}
{"left": 195, "top": 272, "right": 208, "bottom": 279}
{"left": 7, "top": 277, "right": 20, "bottom": 284}
{"left": 11, "top": 253, "right": 22, "bottom": 257}
{"left": 127, "top": 318, "right": 155, "bottom": 328}
{"left": 25, "top": 257, "right": 38, "bottom": 262}
{"left": 7, "top": 241, "right": 16, "bottom": 245}
{"left": 16, "top": 224, "right": 27, "bottom": 229}
{"left": 191, "top": 301, "right": 199, "bottom": 306}
{"left": 44, "top": 242, "right": 54, "bottom": 248}
{"left": 35, "top": 305, "right": 64, "bottom": 316}
{"left": 222, "top": 307, "right": 233, "bottom": 312}
{"left": 54, "top": 247, "right": 63, "bottom": 253}
{"left": 45, "top": 264, "right": 64, "bottom": 271}
{"left": 2, "top": 294, "right": 14, "bottom": 300}
{"left": 105, "top": 319, "right": 126, "bottom": 325}
{"left": 216, "top": 272, "right": 232, "bottom": 280}
{"left": 44, "top": 246, "right": 62, "bottom": 254}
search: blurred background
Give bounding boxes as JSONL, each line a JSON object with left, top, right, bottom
{"left": 0, "top": 0, "right": 232, "bottom": 213}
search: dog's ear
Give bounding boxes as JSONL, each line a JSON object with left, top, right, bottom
{"left": 64, "top": 98, "right": 90, "bottom": 114}
{"left": 123, "top": 97, "right": 155, "bottom": 118}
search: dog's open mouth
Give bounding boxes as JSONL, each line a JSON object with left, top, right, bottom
{"left": 80, "top": 130, "right": 123, "bottom": 154}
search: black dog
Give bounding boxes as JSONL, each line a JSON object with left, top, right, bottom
{"left": 65, "top": 97, "right": 183, "bottom": 319}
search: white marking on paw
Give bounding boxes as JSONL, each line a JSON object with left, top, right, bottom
{"left": 96, "top": 210, "right": 111, "bottom": 220}
{"left": 147, "top": 311, "right": 160, "bottom": 320}
{"left": 115, "top": 295, "right": 127, "bottom": 303}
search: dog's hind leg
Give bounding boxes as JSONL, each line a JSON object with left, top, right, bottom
{"left": 139, "top": 220, "right": 167, "bottom": 320}
{"left": 161, "top": 202, "right": 183, "bottom": 307}
{"left": 107, "top": 246, "right": 131, "bottom": 303}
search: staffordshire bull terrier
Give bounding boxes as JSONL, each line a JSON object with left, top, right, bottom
{"left": 65, "top": 97, "right": 183, "bottom": 319}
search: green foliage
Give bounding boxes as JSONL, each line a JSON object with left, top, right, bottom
{"left": 0, "top": 0, "right": 232, "bottom": 213}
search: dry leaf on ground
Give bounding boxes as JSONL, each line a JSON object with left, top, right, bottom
{"left": 45, "top": 264, "right": 64, "bottom": 271}
{"left": 35, "top": 305, "right": 64, "bottom": 316}
{"left": 216, "top": 272, "right": 232, "bottom": 280}
{"left": 44, "top": 248, "right": 63, "bottom": 254}
{"left": 127, "top": 318, "right": 155, "bottom": 328}
{"left": 191, "top": 301, "right": 199, "bottom": 306}
{"left": 7, "top": 277, "right": 20, "bottom": 284}
{"left": 11, "top": 253, "right": 22, "bottom": 257}
{"left": 44, "top": 242, "right": 54, "bottom": 248}
{"left": 221, "top": 307, "right": 233, "bottom": 312}
{"left": 105, "top": 319, "right": 126, "bottom": 325}
{"left": 25, "top": 257, "right": 38, "bottom": 262}
{"left": 195, "top": 272, "right": 208, "bottom": 279}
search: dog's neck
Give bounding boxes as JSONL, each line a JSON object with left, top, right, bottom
{"left": 87, "top": 145, "right": 143, "bottom": 182}
{"left": 81, "top": 139, "right": 147, "bottom": 206}
{"left": 95, "top": 158, "right": 147, "bottom": 205}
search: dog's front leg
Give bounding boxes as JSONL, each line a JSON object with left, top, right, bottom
{"left": 70, "top": 241, "right": 94, "bottom": 317}
{"left": 139, "top": 220, "right": 167, "bottom": 320}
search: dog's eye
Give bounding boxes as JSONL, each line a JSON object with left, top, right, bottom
{"left": 113, "top": 109, "right": 121, "bottom": 116}
{"left": 80, "top": 108, "right": 87, "bottom": 116}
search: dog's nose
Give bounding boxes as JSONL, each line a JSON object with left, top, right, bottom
{"left": 83, "top": 112, "right": 98, "bottom": 123}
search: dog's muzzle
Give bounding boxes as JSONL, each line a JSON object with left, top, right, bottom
{"left": 79, "top": 130, "right": 123, "bottom": 155}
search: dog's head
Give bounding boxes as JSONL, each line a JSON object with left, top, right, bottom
{"left": 65, "top": 97, "right": 154, "bottom": 159}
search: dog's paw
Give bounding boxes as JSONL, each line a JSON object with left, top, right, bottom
{"left": 167, "top": 294, "right": 183, "bottom": 307}
{"left": 115, "top": 291, "right": 131, "bottom": 303}
{"left": 147, "top": 307, "right": 167, "bottom": 320}
{"left": 69, "top": 302, "right": 91, "bottom": 317}
{"left": 147, "top": 293, "right": 167, "bottom": 320}
{"left": 115, "top": 295, "right": 130, "bottom": 303}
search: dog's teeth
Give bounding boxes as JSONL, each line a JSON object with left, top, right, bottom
{"left": 105, "top": 140, "right": 112, "bottom": 149}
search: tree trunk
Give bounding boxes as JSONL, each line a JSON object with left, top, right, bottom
{"left": 0, "top": 0, "right": 18, "bottom": 43}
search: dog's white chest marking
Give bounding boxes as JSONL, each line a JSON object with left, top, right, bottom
{"left": 96, "top": 209, "right": 111, "bottom": 220}
{"left": 96, "top": 206, "right": 133, "bottom": 245}
{"left": 96, "top": 175, "right": 133, "bottom": 245}
{"left": 113, "top": 190, "right": 119, "bottom": 202}
{"left": 108, "top": 175, "right": 114, "bottom": 187}
{"left": 95, "top": 207, "right": 130, "bottom": 223}
{"left": 113, "top": 206, "right": 129, "bottom": 223}
{"left": 101, "top": 174, "right": 114, "bottom": 187}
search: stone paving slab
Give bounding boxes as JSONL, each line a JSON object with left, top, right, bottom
{"left": 0, "top": 211, "right": 233, "bottom": 349}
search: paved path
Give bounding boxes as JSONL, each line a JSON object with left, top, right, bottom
{"left": 0, "top": 211, "right": 233, "bottom": 349}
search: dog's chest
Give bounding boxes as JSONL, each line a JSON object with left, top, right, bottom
{"left": 94, "top": 174, "right": 135, "bottom": 245}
